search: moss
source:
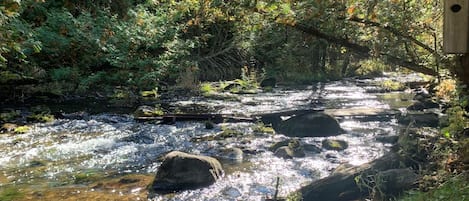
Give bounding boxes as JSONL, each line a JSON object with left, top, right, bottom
{"left": 252, "top": 122, "right": 275, "bottom": 134}
{"left": 27, "top": 114, "right": 55, "bottom": 123}
{"left": 140, "top": 88, "right": 159, "bottom": 98}
{"left": 0, "top": 187, "right": 24, "bottom": 201}
{"left": 322, "top": 139, "right": 348, "bottom": 151}
{"left": 14, "top": 126, "right": 30, "bottom": 134}
{"left": 200, "top": 82, "right": 216, "bottom": 95}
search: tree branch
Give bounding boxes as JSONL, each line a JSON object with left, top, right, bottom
{"left": 346, "top": 16, "right": 438, "bottom": 57}
{"left": 291, "top": 22, "right": 438, "bottom": 76}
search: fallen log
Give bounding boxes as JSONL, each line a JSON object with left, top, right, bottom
{"left": 134, "top": 113, "right": 256, "bottom": 124}
{"left": 298, "top": 152, "right": 419, "bottom": 201}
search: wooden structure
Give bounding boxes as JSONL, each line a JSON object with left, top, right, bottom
{"left": 444, "top": 0, "right": 469, "bottom": 53}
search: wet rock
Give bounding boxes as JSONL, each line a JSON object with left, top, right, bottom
{"left": 270, "top": 139, "right": 306, "bottom": 159}
{"left": 150, "top": 151, "right": 223, "bottom": 193}
{"left": 1, "top": 123, "right": 17, "bottom": 133}
{"left": 274, "top": 146, "right": 305, "bottom": 159}
{"left": 322, "top": 139, "right": 348, "bottom": 151}
{"left": 375, "top": 135, "right": 399, "bottom": 144}
{"left": 413, "top": 90, "right": 432, "bottom": 102}
{"left": 397, "top": 112, "right": 439, "bottom": 127}
{"left": 205, "top": 121, "right": 215, "bottom": 129}
{"left": 407, "top": 100, "right": 439, "bottom": 111}
{"left": 303, "top": 144, "right": 322, "bottom": 153}
{"left": 277, "top": 112, "right": 344, "bottom": 137}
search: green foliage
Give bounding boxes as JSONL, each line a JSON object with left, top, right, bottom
{"left": 440, "top": 83, "right": 468, "bottom": 138}
{"left": 442, "top": 106, "right": 468, "bottom": 138}
{"left": 200, "top": 82, "right": 216, "bottom": 95}
{"left": 354, "top": 59, "right": 387, "bottom": 77}
{"left": 0, "top": 110, "right": 20, "bottom": 122}
{"left": 397, "top": 175, "right": 469, "bottom": 201}
{"left": 0, "top": 186, "right": 24, "bottom": 201}
{"left": 379, "top": 80, "right": 406, "bottom": 91}
{"left": 0, "top": 0, "right": 455, "bottom": 99}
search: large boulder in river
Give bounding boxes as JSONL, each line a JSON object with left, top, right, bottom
{"left": 277, "top": 112, "right": 344, "bottom": 137}
{"left": 150, "top": 151, "right": 224, "bottom": 193}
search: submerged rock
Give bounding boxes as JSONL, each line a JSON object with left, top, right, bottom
{"left": 216, "top": 147, "right": 244, "bottom": 163}
{"left": 150, "top": 151, "right": 224, "bottom": 194}
{"left": 278, "top": 112, "right": 344, "bottom": 137}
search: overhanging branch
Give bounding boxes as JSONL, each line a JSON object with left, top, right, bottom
{"left": 291, "top": 22, "right": 438, "bottom": 76}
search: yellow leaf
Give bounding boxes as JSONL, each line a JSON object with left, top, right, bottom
{"left": 347, "top": 6, "right": 356, "bottom": 15}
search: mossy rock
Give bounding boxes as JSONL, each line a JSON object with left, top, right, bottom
{"left": 322, "top": 139, "right": 348, "bottom": 151}
{"left": 270, "top": 139, "right": 306, "bottom": 158}
{"left": 252, "top": 122, "right": 275, "bottom": 135}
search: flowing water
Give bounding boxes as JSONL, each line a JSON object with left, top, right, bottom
{"left": 0, "top": 74, "right": 421, "bottom": 200}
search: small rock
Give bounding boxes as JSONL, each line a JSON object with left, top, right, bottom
{"left": 322, "top": 139, "right": 348, "bottom": 151}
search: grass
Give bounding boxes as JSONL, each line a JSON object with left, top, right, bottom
{"left": 397, "top": 175, "right": 469, "bottom": 201}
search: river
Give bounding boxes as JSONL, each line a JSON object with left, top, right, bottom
{"left": 0, "top": 73, "right": 423, "bottom": 200}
